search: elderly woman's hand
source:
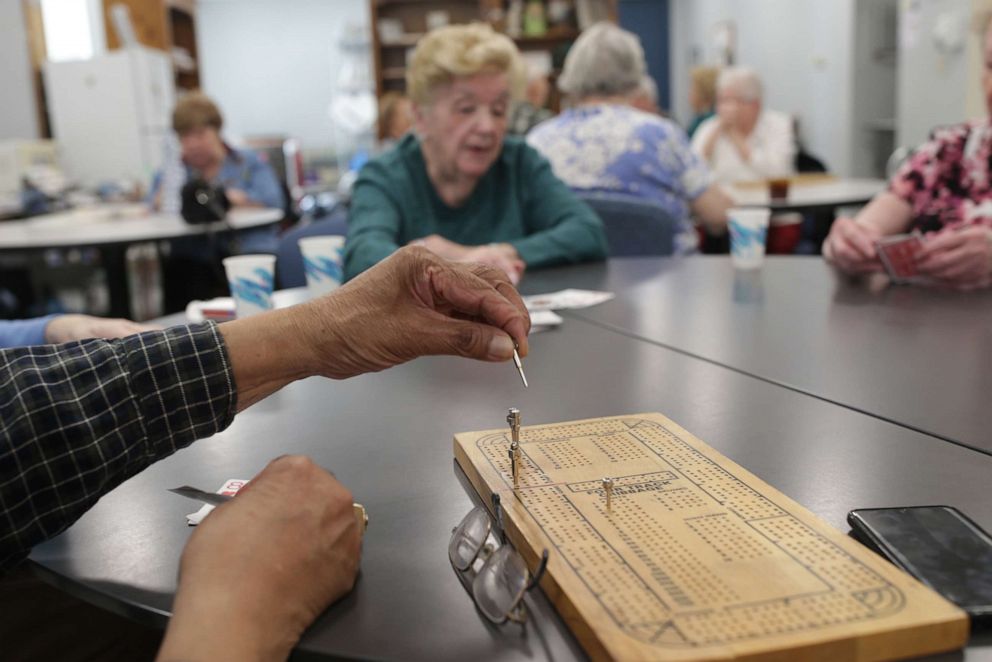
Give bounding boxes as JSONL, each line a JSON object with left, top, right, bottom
{"left": 409, "top": 236, "right": 525, "bottom": 285}
{"left": 225, "top": 188, "right": 254, "bottom": 208}
{"left": 725, "top": 128, "right": 751, "bottom": 162}
{"left": 44, "top": 315, "right": 157, "bottom": 344}
{"left": 408, "top": 234, "right": 470, "bottom": 260}
{"left": 916, "top": 225, "right": 992, "bottom": 290}
{"left": 460, "top": 243, "right": 526, "bottom": 285}
{"left": 716, "top": 101, "right": 740, "bottom": 132}
{"left": 823, "top": 217, "right": 884, "bottom": 275}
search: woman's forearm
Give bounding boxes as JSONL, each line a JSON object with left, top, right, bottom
{"left": 855, "top": 192, "right": 914, "bottom": 236}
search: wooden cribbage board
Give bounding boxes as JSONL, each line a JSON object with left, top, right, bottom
{"left": 453, "top": 413, "right": 968, "bottom": 661}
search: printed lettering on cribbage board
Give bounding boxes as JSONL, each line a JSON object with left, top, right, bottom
{"left": 453, "top": 413, "right": 967, "bottom": 661}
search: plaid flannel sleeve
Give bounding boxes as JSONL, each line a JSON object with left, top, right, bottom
{"left": 0, "top": 322, "right": 237, "bottom": 572}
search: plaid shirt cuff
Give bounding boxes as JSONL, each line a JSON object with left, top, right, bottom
{"left": 0, "top": 322, "right": 236, "bottom": 572}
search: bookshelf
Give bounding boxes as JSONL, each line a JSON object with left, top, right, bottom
{"left": 102, "top": 0, "right": 200, "bottom": 91}
{"left": 369, "top": 0, "right": 616, "bottom": 113}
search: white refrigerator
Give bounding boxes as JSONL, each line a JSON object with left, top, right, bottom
{"left": 43, "top": 46, "right": 176, "bottom": 188}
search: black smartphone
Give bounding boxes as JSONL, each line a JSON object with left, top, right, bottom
{"left": 848, "top": 505, "right": 992, "bottom": 630}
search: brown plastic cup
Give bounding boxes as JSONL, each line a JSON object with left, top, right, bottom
{"left": 768, "top": 178, "right": 790, "bottom": 200}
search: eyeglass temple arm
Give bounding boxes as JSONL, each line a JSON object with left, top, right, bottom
{"left": 491, "top": 492, "right": 507, "bottom": 544}
{"left": 526, "top": 549, "right": 550, "bottom": 592}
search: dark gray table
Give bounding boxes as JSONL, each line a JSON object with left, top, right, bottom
{"left": 522, "top": 257, "right": 992, "bottom": 455}
{"left": 29, "top": 311, "right": 992, "bottom": 660}
{"left": 729, "top": 178, "right": 885, "bottom": 213}
{"left": 0, "top": 206, "right": 282, "bottom": 319}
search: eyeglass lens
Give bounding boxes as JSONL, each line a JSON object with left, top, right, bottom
{"left": 473, "top": 544, "right": 530, "bottom": 623}
{"left": 448, "top": 507, "right": 491, "bottom": 571}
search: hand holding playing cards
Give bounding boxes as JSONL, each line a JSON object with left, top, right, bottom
{"left": 158, "top": 456, "right": 361, "bottom": 661}
{"left": 823, "top": 217, "right": 884, "bottom": 274}
{"left": 916, "top": 225, "right": 992, "bottom": 290}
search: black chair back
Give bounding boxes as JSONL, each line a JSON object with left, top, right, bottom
{"left": 575, "top": 191, "right": 677, "bottom": 257}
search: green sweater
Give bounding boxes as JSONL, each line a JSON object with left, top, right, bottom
{"left": 344, "top": 134, "right": 607, "bottom": 281}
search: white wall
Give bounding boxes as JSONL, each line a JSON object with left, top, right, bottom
{"left": 669, "top": 0, "right": 856, "bottom": 176}
{"left": 850, "top": 0, "right": 898, "bottom": 177}
{"left": 196, "top": 0, "right": 369, "bottom": 151}
{"left": 0, "top": 0, "right": 39, "bottom": 140}
{"left": 964, "top": 0, "right": 992, "bottom": 118}
{"left": 86, "top": 0, "right": 106, "bottom": 56}
{"left": 894, "top": 0, "right": 992, "bottom": 149}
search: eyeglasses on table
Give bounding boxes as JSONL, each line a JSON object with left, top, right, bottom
{"left": 448, "top": 492, "right": 549, "bottom": 624}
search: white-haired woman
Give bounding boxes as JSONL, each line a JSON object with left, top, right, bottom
{"left": 691, "top": 67, "right": 796, "bottom": 184}
{"left": 344, "top": 23, "right": 607, "bottom": 283}
{"left": 527, "top": 22, "right": 731, "bottom": 254}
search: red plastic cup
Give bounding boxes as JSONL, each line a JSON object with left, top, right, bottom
{"left": 766, "top": 215, "right": 802, "bottom": 254}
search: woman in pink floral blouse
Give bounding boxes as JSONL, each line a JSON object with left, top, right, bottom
{"left": 823, "top": 21, "right": 992, "bottom": 289}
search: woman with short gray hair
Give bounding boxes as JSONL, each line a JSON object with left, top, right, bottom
{"left": 691, "top": 66, "right": 796, "bottom": 184}
{"left": 557, "top": 22, "right": 645, "bottom": 100}
{"left": 528, "top": 23, "right": 731, "bottom": 254}
{"left": 716, "top": 67, "right": 764, "bottom": 104}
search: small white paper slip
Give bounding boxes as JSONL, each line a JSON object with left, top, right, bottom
{"left": 529, "top": 310, "right": 564, "bottom": 334}
{"left": 522, "top": 289, "right": 615, "bottom": 312}
{"left": 185, "top": 478, "right": 249, "bottom": 526}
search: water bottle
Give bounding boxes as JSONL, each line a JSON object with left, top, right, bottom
{"left": 158, "top": 133, "right": 184, "bottom": 215}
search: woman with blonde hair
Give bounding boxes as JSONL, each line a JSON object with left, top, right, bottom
{"left": 686, "top": 66, "right": 718, "bottom": 137}
{"left": 377, "top": 91, "right": 413, "bottom": 143}
{"left": 344, "top": 23, "right": 606, "bottom": 283}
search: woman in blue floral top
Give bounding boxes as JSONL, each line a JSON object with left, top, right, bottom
{"left": 527, "top": 23, "right": 732, "bottom": 255}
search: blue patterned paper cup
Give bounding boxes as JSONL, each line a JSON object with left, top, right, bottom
{"left": 223, "top": 254, "right": 276, "bottom": 318}
{"left": 728, "top": 208, "right": 771, "bottom": 269}
{"left": 299, "top": 235, "right": 345, "bottom": 297}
